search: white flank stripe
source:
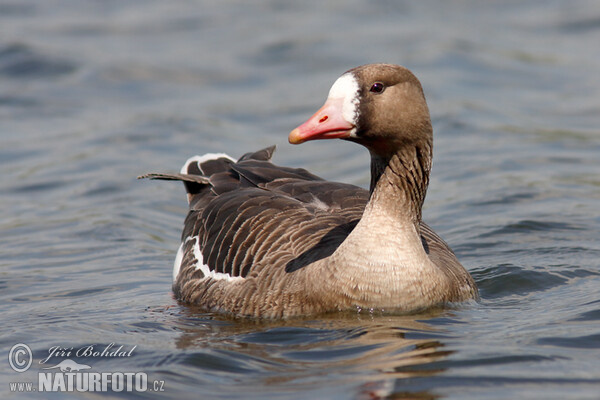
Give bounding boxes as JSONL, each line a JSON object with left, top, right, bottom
{"left": 192, "top": 236, "right": 244, "bottom": 282}
{"left": 180, "top": 153, "right": 235, "bottom": 174}
{"left": 173, "top": 236, "right": 244, "bottom": 282}
{"left": 173, "top": 241, "right": 186, "bottom": 281}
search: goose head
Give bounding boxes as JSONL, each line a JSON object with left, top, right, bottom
{"left": 289, "top": 63, "right": 432, "bottom": 158}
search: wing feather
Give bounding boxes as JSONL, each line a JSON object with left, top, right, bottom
{"left": 143, "top": 147, "right": 465, "bottom": 288}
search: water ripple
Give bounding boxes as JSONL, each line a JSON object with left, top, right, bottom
{"left": 537, "top": 334, "right": 600, "bottom": 349}
{"left": 0, "top": 42, "right": 77, "bottom": 78}
{"left": 478, "top": 220, "right": 585, "bottom": 238}
{"left": 473, "top": 264, "right": 570, "bottom": 299}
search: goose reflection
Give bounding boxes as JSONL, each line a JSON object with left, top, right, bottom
{"left": 151, "top": 305, "right": 456, "bottom": 399}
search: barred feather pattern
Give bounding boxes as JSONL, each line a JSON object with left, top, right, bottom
{"left": 142, "top": 145, "right": 477, "bottom": 317}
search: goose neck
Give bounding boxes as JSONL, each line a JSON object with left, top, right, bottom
{"left": 368, "top": 143, "right": 432, "bottom": 224}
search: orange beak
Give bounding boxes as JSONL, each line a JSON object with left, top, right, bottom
{"left": 289, "top": 98, "right": 355, "bottom": 144}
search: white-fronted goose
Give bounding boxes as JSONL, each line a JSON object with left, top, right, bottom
{"left": 141, "top": 63, "right": 479, "bottom": 318}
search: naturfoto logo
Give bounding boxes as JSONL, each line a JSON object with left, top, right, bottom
{"left": 8, "top": 343, "right": 164, "bottom": 393}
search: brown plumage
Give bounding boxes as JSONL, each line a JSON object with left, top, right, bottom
{"left": 141, "top": 63, "right": 479, "bottom": 318}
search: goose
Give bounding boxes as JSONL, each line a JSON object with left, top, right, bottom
{"left": 141, "top": 63, "right": 479, "bottom": 318}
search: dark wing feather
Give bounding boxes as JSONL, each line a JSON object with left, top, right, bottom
{"left": 231, "top": 160, "right": 324, "bottom": 187}
{"left": 145, "top": 147, "right": 366, "bottom": 281}
{"left": 143, "top": 146, "right": 464, "bottom": 289}
{"left": 138, "top": 173, "right": 210, "bottom": 184}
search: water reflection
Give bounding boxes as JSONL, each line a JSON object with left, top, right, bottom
{"left": 159, "top": 305, "right": 453, "bottom": 399}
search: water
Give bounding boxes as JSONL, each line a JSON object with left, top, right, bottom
{"left": 2, "top": 0, "right": 600, "bottom": 398}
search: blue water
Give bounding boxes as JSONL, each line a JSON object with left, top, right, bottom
{"left": 2, "top": 1, "right": 600, "bottom": 399}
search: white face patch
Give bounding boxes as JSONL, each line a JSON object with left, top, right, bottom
{"left": 327, "top": 73, "right": 360, "bottom": 133}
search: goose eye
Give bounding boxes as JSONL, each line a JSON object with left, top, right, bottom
{"left": 369, "top": 82, "right": 385, "bottom": 93}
